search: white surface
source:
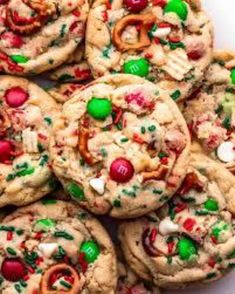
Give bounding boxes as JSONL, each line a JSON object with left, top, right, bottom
{"left": 166, "top": 1, "right": 235, "bottom": 293}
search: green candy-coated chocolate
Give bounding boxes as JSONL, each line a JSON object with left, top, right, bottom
{"left": 80, "top": 241, "right": 100, "bottom": 263}
{"left": 67, "top": 182, "right": 85, "bottom": 201}
{"left": 204, "top": 198, "right": 219, "bottom": 212}
{"left": 87, "top": 97, "right": 112, "bottom": 120}
{"left": 35, "top": 218, "right": 56, "bottom": 232}
{"left": 123, "top": 58, "right": 150, "bottom": 77}
{"left": 177, "top": 237, "right": 197, "bottom": 260}
{"left": 10, "top": 55, "right": 29, "bottom": 64}
{"left": 164, "top": 0, "right": 188, "bottom": 21}
{"left": 230, "top": 68, "right": 235, "bottom": 84}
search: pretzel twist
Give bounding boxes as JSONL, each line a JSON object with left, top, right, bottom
{"left": 5, "top": 0, "right": 56, "bottom": 34}
{"left": 113, "top": 13, "right": 156, "bottom": 52}
{"left": 40, "top": 264, "right": 81, "bottom": 294}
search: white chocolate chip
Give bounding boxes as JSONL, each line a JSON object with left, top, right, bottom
{"left": 38, "top": 243, "right": 58, "bottom": 258}
{"left": 152, "top": 27, "right": 171, "bottom": 38}
{"left": 217, "top": 141, "right": 235, "bottom": 163}
{"left": 89, "top": 178, "right": 105, "bottom": 195}
{"left": 159, "top": 218, "right": 179, "bottom": 235}
{"left": 22, "top": 128, "right": 38, "bottom": 153}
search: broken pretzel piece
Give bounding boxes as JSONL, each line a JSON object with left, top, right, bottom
{"left": 6, "top": 0, "right": 56, "bottom": 35}
{"left": 40, "top": 263, "right": 81, "bottom": 294}
{"left": 177, "top": 172, "right": 204, "bottom": 195}
{"left": 78, "top": 127, "right": 94, "bottom": 165}
{"left": 113, "top": 14, "right": 156, "bottom": 52}
{"left": 142, "top": 165, "right": 169, "bottom": 182}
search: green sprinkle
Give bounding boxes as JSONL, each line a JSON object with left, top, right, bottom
{"left": 14, "top": 284, "right": 22, "bottom": 293}
{"left": 60, "top": 280, "right": 72, "bottom": 289}
{"left": 16, "top": 166, "right": 35, "bottom": 177}
{"left": 10, "top": 55, "right": 29, "bottom": 64}
{"left": 53, "top": 231, "right": 74, "bottom": 240}
{"left": 222, "top": 115, "right": 231, "bottom": 130}
{"left": 148, "top": 125, "right": 156, "bottom": 132}
{"left": 44, "top": 117, "right": 52, "bottom": 125}
{"left": 19, "top": 280, "right": 27, "bottom": 287}
{"left": 170, "top": 90, "right": 181, "bottom": 100}
{"left": 204, "top": 198, "right": 219, "bottom": 212}
{"left": 0, "top": 277, "right": 3, "bottom": 286}
{"left": 67, "top": 182, "right": 85, "bottom": 201}
{"left": 7, "top": 247, "right": 17, "bottom": 256}
{"left": 141, "top": 126, "right": 146, "bottom": 134}
{"left": 0, "top": 225, "right": 15, "bottom": 232}
{"left": 152, "top": 188, "right": 163, "bottom": 195}
{"left": 167, "top": 256, "right": 173, "bottom": 264}
{"left": 215, "top": 104, "right": 223, "bottom": 115}
{"left": 195, "top": 210, "right": 209, "bottom": 216}
{"left": 113, "top": 199, "right": 121, "bottom": 207}
{"left": 16, "top": 229, "right": 24, "bottom": 236}
{"left": 35, "top": 218, "right": 56, "bottom": 231}
{"left": 42, "top": 199, "right": 57, "bottom": 205}
{"left": 100, "top": 148, "right": 108, "bottom": 157}
{"left": 158, "top": 151, "right": 168, "bottom": 159}
{"left": 228, "top": 250, "right": 235, "bottom": 259}
{"left": 60, "top": 24, "right": 67, "bottom": 38}
{"left": 206, "top": 272, "right": 216, "bottom": 279}
{"left": 120, "top": 138, "right": 129, "bottom": 143}
{"left": 58, "top": 74, "right": 74, "bottom": 82}
{"left": 6, "top": 173, "right": 16, "bottom": 182}
{"left": 169, "top": 42, "right": 185, "bottom": 50}
{"left": 39, "top": 154, "right": 49, "bottom": 166}
{"left": 177, "top": 237, "right": 197, "bottom": 260}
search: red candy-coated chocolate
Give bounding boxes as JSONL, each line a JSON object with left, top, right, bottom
{"left": 4, "top": 86, "right": 29, "bottom": 108}
{"left": 123, "top": 0, "right": 148, "bottom": 12}
{"left": 1, "top": 258, "right": 26, "bottom": 282}
{"left": 0, "top": 32, "right": 24, "bottom": 48}
{"left": 109, "top": 157, "right": 134, "bottom": 183}
{"left": 0, "top": 140, "right": 13, "bottom": 163}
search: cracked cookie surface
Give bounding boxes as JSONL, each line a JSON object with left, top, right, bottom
{"left": 0, "top": 0, "right": 89, "bottom": 75}
{"left": 183, "top": 51, "right": 235, "bottom": 172}
{"left": 119, "top": 153, "right": 235, "bottom": 288}
{"left": 50, "top": 74, "right": 190, "bottom": 218}
{"left": 86, "top": 0, "right": 213, "bottom": 101}
{"left": 0, "top": 75, "right": 61, "bottom": 207}
{"left": 0, "top": 200, "right": 117, "bottom": 293}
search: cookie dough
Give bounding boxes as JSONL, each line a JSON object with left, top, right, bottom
{"left": 0, "top": 0, "right": 89, "bottom": 75}
{"left": 0, "top": 75, "right": 61, "bottom": 207}
{"left": 0, "top": 200, "right": 117, "bottom": 293}
{"left": 50, "top": 74, "right": 190, "bottom": 218}
{"left": 49, "top": 44, "right": 92, "bottom": 83}
{"left": 48, "top": 83, "right": 84, "bottom": 103}
{"left": 86, "top": 0, "right": 213, "bottom": 100}
{"left": 183, "top": 51, "right": 235, "bottom": 171}
{"left": 119, "top": 153, "right": 235, "bottom": 288}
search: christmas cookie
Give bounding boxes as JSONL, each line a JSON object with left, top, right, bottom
{"left": 117, "top": 248, "right": 161, "bottom": 293}
{"left": 0, "top": 200, "right": 117, "bottom": 293}
{"left": 0, "top": 75, "right": 61, "bottom": 207}
{"left": 119, "top": 153, "right": 235, "bottom": 289}
{"left": 49, "top": 44, "right": 92, "bottom": 83}
{"left": 183, "top": 51, "right": 235, "bottom": 171}
{"left": 86, "top": 0, "right": 213, "bottom": 100}
{"left": 0, "top": 0, "right": 89, "bottom": 75}
{"left": 50, "top": 74, "right": 190, "bottom": 218}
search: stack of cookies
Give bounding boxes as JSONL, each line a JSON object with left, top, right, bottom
{"left": 0, "top": 0, "right": 234, "bottom": 293}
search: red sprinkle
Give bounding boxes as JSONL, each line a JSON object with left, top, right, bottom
{"left": 208, "top": 258, "right": 216, "bottom": 268}
{"left": 133, "top": 133, "right": 145, "bottom": 144}
{"left": 183, "top": 218, "right": 196, "bottom": 232}
{"left": 174, "top": 202, "right": 187, "bottom": 213}
{"left": 149, "top": 228, "right": 157, "bottom": 243}
{"left": 167, "top": 242, "right": 175, "bottom": 254}
{"left": 160, "top": 157, "right": 168, "bottom": 165}
{"left": 7, "top": 231, "right": 13, "bottom": 241}
{"left": 152, "top": 0, "right": 167, "bottom": 7}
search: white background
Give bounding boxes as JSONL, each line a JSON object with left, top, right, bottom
{"left": 166, "top": 1, "right": 235, "bottom": 293}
